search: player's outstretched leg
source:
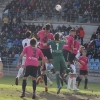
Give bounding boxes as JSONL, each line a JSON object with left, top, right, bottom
{"left": 15, "top": 67, "right": 24, "bottom": 85}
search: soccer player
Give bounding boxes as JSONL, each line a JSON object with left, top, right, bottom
{"left": 63, "top": 29, "right": 76, "bottom": 68}
{"left": 67, "top": 35, "right": 80, "bottom": 90}
{"left": 77, "top": 50, "right": 88, "bottom": 89}
{"left": 15, "top": 32, "right": 32, "bottom": 85}
{"left": 37, "top": 23, "right": 54, "bottom": 91}
{"left": 43, "top": 33, "right": 70, "bottom": 94}
{"left": 17, "top": 38, "right": 45, "bottom": 99}
{"left": 0, "top": 55, "right": 3, "bottom": 78}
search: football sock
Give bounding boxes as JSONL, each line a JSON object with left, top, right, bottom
{"left": 32, "top": 80, "right": 36, "bottom": 93}
{"left": 85, "top": 79, "right": 88, "bottom": 87}
{"left": 67, "top": 77, "right": 72, "bottom": 88}
{"left": 78, "top": 78, "right": 82, "bottom": 87}
{"left": 73, "top": 77, "right": 76, "bottom": 89}
{"left": 47, "top": 77, "right": 52, "bottom": 84}
{"left": 56, "top": 74, "right": 60, "bottom": 88}
{"left": 17, "top": 67, "right": 24, "bottom": 78}
{"left": 22, "top": 80, "right": 26, "bottom": 93}
{"left": 43, "top": 74, "right": 47, "bottom": 86}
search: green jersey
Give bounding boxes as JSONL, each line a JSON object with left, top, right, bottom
{"left": 47, "top": 40, "right": 66, "bottom": 57}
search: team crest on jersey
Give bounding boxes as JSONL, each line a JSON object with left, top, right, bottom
{"left": 44, "top": 32, "right": 49, "bottom": 36}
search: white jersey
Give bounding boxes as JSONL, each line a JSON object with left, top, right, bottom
{"left": 22, "top": 38, "right": 30, "bottom": 48}
{"left": 75, "top": 50, "right": 81, "bottom": 59}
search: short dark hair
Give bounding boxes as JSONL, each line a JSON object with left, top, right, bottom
{"left": 45, "top": 23, "right": 51, "bottom": 30}
{"left": 30, "top": 38, "right": 37, "bottom": 46}
{"left": 26, "top": 32, "right": 31, "bottom": 38}
{"left": 69, "top": 29, "right": 76, "bottom": 33}
{"left": 55, "top": 32, "right": 59, "bottom": 41}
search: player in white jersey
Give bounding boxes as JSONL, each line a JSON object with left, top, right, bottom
{"left": 0, "top": 54, "right": 3, "bottom": 78}
{"left": 67, "top": 45, "right": 85, "bottom": 90}
{"left": 15, "top": 32, "right": 32, "bottom": 85}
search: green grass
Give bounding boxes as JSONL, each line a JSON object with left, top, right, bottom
{"left": 0, "top": 76, "right": 100, "bottom": 100}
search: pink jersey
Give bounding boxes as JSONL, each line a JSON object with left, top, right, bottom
{"left": 63, "top": 35, "right": 74, "bottom": 52}
{"left": 79, "top": 56, "right": 88, "bottom": 70}
{"left": 73, "top": 40, "right": 80, "bottom": 54}
{"left": 22, "top": 46, "right": 44, "bottom": 67}
{"left": 38, "top": 30, "right": 54, "bottom": 49}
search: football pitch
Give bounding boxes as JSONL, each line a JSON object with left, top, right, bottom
{"left": 0, "top": 76, "right": 100, "bottom": 100}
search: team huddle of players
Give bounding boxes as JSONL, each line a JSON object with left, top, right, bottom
{"left": 15, "top": 23, "right": 88, "bottom": 99}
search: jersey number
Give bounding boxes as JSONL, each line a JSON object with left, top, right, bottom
{"left": 56, "top": 43, "right": 59, "bottom": 50}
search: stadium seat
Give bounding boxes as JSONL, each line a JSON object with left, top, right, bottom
{"left": 89, "top": 66, "right": 93, "bottom": 70}
{"left": 12, "top": 61, "right": 17, "bottom": 65}
{"left": 95, "top": 59, "right": 99, "bottom": 63}
{"left": 88, "top": 55, "right": 92, "bottom": 59}
{"left": 15, "top": 54, "right": 19, "bottom": 58}
{"left": 94, "top": 66, "right": 99, "bottom": 70}
{"left": 92, "top": 63, "right": 97, "bottom": 67}
{"left": 89, "top": 59, "right": 94, "bottom": 63}
{"left": 88, "top": 63, "right": 91, "bottom": 67}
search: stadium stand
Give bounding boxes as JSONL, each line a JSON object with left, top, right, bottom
{"left": 0, "top": 0, "right": 100, "bottom": 72}
{"left": 2, "top": 0, "right": 100, "bottom": 23}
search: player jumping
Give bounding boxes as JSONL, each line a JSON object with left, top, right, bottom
{"left": 43, "top": 33, "right": 71, "bottom": 94}
{"left": 37, "top": 23, "right": 54, "bottom": 92}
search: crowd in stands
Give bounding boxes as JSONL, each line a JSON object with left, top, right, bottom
{"left": 0, "top": 21, "right": 100, "bottom": 62}
{"left": 84, "top": 26, "right": 100, "bottom": 59}
{"left": 3, "top": 0, "right": 100, "bottom": 22}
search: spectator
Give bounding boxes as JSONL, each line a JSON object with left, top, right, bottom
{"left": 79, "top": 27, "right": 85, "bottom": 45}
{"left": 91, "top": 32, "right": 97, "bottom": 40}
{"left": 13, "top": 38, "right": 20, "bottom": 46}
{"left": 3, "top": 16, "right": 9, "bottom": 27}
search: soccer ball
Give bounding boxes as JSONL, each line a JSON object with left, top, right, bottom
{"left": 55, "top": 5, "right": 62, "bottom": 11}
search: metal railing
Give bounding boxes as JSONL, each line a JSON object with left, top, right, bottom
{"left": 2, "top": 11, "right": 100, "bottom": 23}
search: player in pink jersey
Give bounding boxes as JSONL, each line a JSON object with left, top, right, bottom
{"left": 37, "top": 23, "right": 54, "bottom": 92}
{"left": 63, "top": 29, "right": 76, "bottom": 72}
{"left": 67, "top": 35, "right": 80, "bottom": 90}
{"left": 77, "top": 50, "right": 89, "bottom": 89}
{"left": 17, "top": 38, "right": 45, "bottom": 99}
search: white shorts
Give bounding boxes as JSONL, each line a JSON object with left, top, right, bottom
{"left": 22, "top": 56, "right": 26, "bottom": 66}
{"left": 69, "top": 64, "right": 76, "bottom": 74}
{"left": 46, "top": 63, "right": 54, "bottom": 70}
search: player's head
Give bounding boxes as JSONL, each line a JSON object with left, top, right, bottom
{"left": 30, "top": 38, "right": 37, "bottom": 47}
{"left": 55, "top": 32, "right": 59, "bottom": 41}
{"left": 45, "top": 23, "right": 51, "bottom": 31}
{"left": 69, "top": 29, "right": 76, "bottom": 37}
{"left": 26, "top": 31, "right": 31, "bottom": 39}
{"left": 82, "top": 50, "right": 87, "bottom": 56}
{"left": 80, "top": 45, "right": 85, "bottom": 52}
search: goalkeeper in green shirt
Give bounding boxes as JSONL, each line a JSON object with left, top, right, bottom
{"left": 43, "top": 32, "right": 70, "bottom": 94}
